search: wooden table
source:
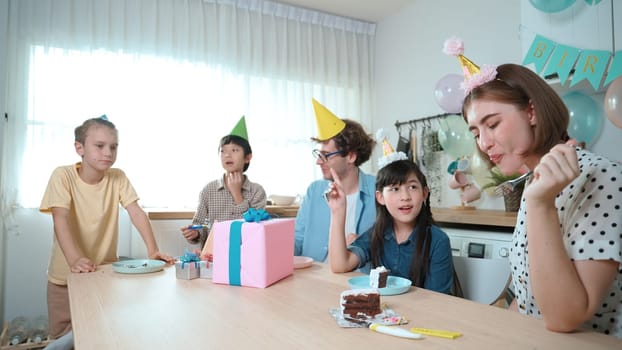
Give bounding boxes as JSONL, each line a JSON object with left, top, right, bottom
{"left": 67, "top": 264, "right": 621, "bottom": 349}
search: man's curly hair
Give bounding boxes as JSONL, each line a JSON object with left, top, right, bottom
{"left": 311, "top": 119, "right": 375, "bottom": 166}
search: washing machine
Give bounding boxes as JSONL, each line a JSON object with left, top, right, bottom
{"left": 442, "top": 226, "right": 513, "bottom": 306}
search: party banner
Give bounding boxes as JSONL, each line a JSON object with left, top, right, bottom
{"left": 604, "top": 51, "right": 622, "bottom": 85}
{"left": 542, "top": 44, "right": 580, "bottom": 86}
{"left": 523, "top": 34, "right": 620, "bottom": 91}
{"left": 523, "top": 35, "right": 555, "bottom": 73}
{"left": 571, "top": 49, "right": 610, "bottom": 89}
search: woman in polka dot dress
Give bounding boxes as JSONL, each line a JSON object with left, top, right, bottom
{"left": 462, "top": 63, "right": 621, "bottom": 338}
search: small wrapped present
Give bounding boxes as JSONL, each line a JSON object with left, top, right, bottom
{"left": 176, "top": 251, "right": 200, "bottom": 280}
{"left": 212, "top": 209, "right": 294, "bottom": 288}
{"left": 199, "top": 260, "right": 212, "bottom": 279}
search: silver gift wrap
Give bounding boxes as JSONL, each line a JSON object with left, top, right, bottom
{"left": 199, "top": 261, "right": 213, "bottom": 279}
{"left": 175, "top": 260, "right": 200, "bottom": 280}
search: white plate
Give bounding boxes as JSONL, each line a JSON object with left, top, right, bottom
{"left": 112, "top": 259, "right": 166, "bottom": 274}
{"left": 294, "top": 256, "right": 313, "bottom": 269}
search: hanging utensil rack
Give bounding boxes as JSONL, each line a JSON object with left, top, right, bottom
{"left": 394, "top": 112, "right": 460, "bottom": 131}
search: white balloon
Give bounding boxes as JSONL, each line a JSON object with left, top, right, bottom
{"left": 605, "top": 76, "right": 622, "bottom": 129}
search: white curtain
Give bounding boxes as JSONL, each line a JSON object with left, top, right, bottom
{"left": 1, "top": 0, "right": 375, "bottom": 210}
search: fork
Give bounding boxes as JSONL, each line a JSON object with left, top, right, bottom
{"left": 126, "top": 262, "right": 148, "bottom": 269}
{"left": 494, "top": 170, "right": 533, "bottom": 196}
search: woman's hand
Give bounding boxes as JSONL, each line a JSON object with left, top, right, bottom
{"left": 524, "top": 140, "right": 579, "bottom": 203}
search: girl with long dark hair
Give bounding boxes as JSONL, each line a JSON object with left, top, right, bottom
{"left": 326, "top": 160, "right": 454, "bottom": 294}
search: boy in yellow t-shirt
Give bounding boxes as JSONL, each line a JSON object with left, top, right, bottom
{"left": 40, "top": 116, "right": 174, "bottom": 341}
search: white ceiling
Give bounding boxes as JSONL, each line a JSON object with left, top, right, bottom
{"left": 275, "top": 0, "right": 414, "bottom": 23}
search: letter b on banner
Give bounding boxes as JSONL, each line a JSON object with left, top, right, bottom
{"left": 523, "top": 35, "right": 555, "bottom": 72}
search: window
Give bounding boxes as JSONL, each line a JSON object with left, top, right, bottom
{"left": 21, "top": 46, "right": 326, "bottom": 208}
{"left": 4, "top": 0, "right": 375, "bottom": 211}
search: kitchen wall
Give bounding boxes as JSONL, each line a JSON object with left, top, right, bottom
{"left": 520, "top": 0, "right": 622, "bottom": 161}
{"left": 373, "top": 0, "right": 522, "bottom": 210}
{"left": 373, "top": 0, "right": 621, "bottom": 210}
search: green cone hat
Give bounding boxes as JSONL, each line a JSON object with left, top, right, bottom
{"left": 230, "top": 116, "right": 248, "bottom": 140}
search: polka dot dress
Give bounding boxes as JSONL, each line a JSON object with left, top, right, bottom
{"left": 509, "top": 149, "right": 622, "bottom": 338}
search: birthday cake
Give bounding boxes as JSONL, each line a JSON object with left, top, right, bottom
{"left": 340, "top": 288, "right": 382, "bottom": 319}
{"left": 370, "top": 266, "right": 389, "bottom": 288}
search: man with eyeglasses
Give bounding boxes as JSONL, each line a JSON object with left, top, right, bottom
{"left": 294, "top": 99, "right": 376, "bottom": 264}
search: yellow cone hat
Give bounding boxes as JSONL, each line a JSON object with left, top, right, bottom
{"left": 312, "top": 99, "right": 346, "bottom": 141}
{"left": 457, "top": 55, "right": 480, "bottom": 79}
{"left": 376, "top": 129, "right": 408, "bottom": 169}
{"left": 381, "top": 139, "right": 395, "bottom": 156}
{"left": 230, "top": 115, "right": 248, "bottom": 140}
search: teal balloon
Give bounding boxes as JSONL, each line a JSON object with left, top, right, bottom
{"left": 438, "top": 115, "right": 475, "bottom": 158}
{"left": 562, "top": 92, "right": 604, "bottom": 146}
{"left": 584, "top": 0, "right": 602, "bottom": 5}
{"left": 529, "top": 0, "right": 576, "bottom": 13}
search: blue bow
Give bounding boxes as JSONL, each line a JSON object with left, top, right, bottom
{"left": 179, "top": 250, "right": 200, "bottom": 269}
{"left": 242, "top": 208, "right": 271, "bottom": 222}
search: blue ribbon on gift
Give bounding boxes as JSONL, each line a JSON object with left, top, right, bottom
{"left": 228, "top": 221, "right": 243, "bottom": 286}
{"left": 228, "top": 209, "right": 271, "bottom": 285}
{"left": 179, "top": 250, "right": 200, "bottom": 269}
{"left": 242, "top": 208, "right": 271, "bottom": 222}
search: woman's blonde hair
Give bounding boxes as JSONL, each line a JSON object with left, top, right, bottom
{"left": 74, "top": 117, "right": 117, "bottom": 144}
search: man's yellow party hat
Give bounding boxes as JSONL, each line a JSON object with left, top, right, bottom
{"left": 312, "top": 99, "right": 346, "bottom": 141}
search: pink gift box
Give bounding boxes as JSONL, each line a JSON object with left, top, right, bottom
{"left": 212, "top": 218, "right": 295, "bottom": 288}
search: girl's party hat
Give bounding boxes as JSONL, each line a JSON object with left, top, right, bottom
{"left": 376, "top": 129, "right": 408, "bottom": 169}
{"left": 382, "top": 138, "right": 394, "bottom": 156}
{"left": 443, "top": 36, "right": 498, "bottom": 95}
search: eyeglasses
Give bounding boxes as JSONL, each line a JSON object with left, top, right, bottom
{"left": 312, "top": 149, "right": 345, "bottom": 162}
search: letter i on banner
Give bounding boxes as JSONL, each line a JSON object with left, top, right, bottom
{"left": 522, "top": 34, "right": 555, "bottom": 73}
{"left": 542, "top": 44, "right": 580, "bottom": 85}
{"left": 571, "top": 50, "right": 611, "bottom": 90}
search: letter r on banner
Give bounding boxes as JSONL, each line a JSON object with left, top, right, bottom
{"left": 571, "top": 50, "right": 611, "bottom": 90}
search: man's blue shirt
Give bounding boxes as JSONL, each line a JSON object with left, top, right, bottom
{"left": 294, "top": 170, "right": 376, "bottom": 263}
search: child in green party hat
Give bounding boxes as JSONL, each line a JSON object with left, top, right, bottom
{"left": 181, "top": 116, "right": 267, "bottom": 249}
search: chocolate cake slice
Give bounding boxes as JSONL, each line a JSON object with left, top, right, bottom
{"left": 340, "top": 289, "right": 382, "bottom": 319}
{"left": 370, "top": 266, "right": 389, "bottom": 288}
